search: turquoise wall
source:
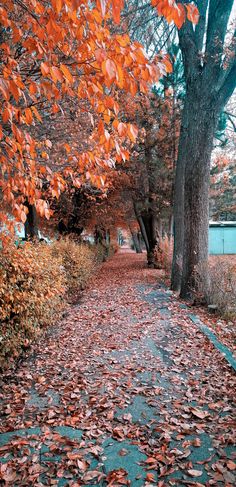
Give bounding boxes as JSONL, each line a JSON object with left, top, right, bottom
{"left": 209, "top": 226, "right": 236, "bottom": 254}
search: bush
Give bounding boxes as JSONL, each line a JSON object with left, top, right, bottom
{"left": 92, "top": 241, "right": 118, "bottom": 263}
{"left": 207, "top": 259, "right": 236, "bottom": 319}
{"left": 0, "top": 238, "right": 98, "bottom": 370}
{"left": 154, "top": 236, "right": 173, "bottom": 274}
{"left": 0, "top": 241, "right": 66, "bottom": 370}
{"left": 194, "top": 258, "right": 236, "bottom": 319}
{"left": 94, "top": 242, "right": 109, "bottom": 263}
{"left": 52, "top": 238, "right": 97, "bottom": 295}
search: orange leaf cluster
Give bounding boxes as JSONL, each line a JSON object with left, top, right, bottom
{"left": 0, "top": 0, "right": 197, "bottom": 232}
{"left": 152, "top": 0, "right": 199, "bottom": 29}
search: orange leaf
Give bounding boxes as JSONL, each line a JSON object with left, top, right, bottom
{"left": 41, "top": 62, "right": 50, "bottom": 76}
{"left": 60, "top": 64, "right": 74, "bottom": 84}
{"left": 164, "top": 56, "right": 173, "bottom": 73}
{"left": 64, "top": 143, "right": 71, "bottom": 153}
{"left": 25, "top": 107, "right": 33, "bottom": 124}
{"left": 0, "top": 78, "right": 10, "bottom": 100}
{"left": 190, "top": 407, "right": 209, "bottom": 419}
{"left": 186, "top": 3, "right": 199, "bottom": 25}
{"left": 21, "top": 211, "right": 27, "bottom": 223}
{"left": 102, "top": 59, "right": 117, "bottom": 80}
{"left": 50, "top": 66, "right": 64, "bottom": 83}
{"left": 173, "top": 4, "right": 186, "bottom": 29}
{"left": 112, "top": 0, "right": 124, "bottom": 24}
{"left": 31, "top": 106, "right": 42, "bottom": 122}
{"left": 117, "top": 122, "right": 127, "bottom": 137}
{"left": 227, "top": 461, "right": 236, "bottom": 471}
{"left": 146, "top": 472, "right": 155, "bottom": 482}
{"left": 128, "top": 124, "right": 138, "bottom": 142}
{"left": 52, "top": 0, "right": 62, "bottom": 14}
{"left": 2, "top": 107, "right": 12, "bottom": 123}
{"left": 97, "top": 0, "right": 106, "bottom": 17}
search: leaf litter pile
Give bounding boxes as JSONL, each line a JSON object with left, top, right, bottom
{"left": 0, "top": 252, "right": 235, "bottom": 486}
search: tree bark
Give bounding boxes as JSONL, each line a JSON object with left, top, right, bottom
{"left": 133, "top": 201, "right": 150, "bottom": 253}
{"left": 171, "top": 100, "right": 189, "bottom": 291}
{"left": 137, "top": 231, "right": 143, "bottom": 252}
{"left": 179, "top": 94, "right": 219, "bottom": 299}
{"left": 94, "top": 225, "right": 108, "bottom": 260}
{"left": 171, "top": 0, "right": 236, "bottom": 295}
{"left": 142, "top": 213, "right": 159, "bottom": 267}
{"left": 137, "top": 215, "right": 149, "bottom": 253}
{"left": 130, "top": 229, "right": 142, "bottom": 253}
{"left": 168, "top": 213, "right": 173, "bottom": 241}
{"left": 24, "top": 202, "right": 39, "bottom": 240}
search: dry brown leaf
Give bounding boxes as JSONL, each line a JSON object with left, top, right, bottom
{"left": 146, "top": 472, "right": 155, "bottom": 482}
{"left": 187, "top": 469, "right": 203, "bottom": 477}
{"left": 83, "top": 470, "right": 103, "bottom": 481}
{"left": 119, "top": 448, "right": 129, "bottom": 456}
{"left": 227, "top": 460, "right": 236, "bottom": 471}
{"left": 190, "top": 408, "right": 209, "bottom": 419}
{"left": 192, "top": 438, "right": 202, "bottom": 447}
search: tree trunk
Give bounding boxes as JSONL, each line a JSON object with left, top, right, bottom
{"left": 137, "top": 231, "right": 143, "bottom": 252}
{"left": 171, "top": 101, "right": 189, "bottom": 291}
{"left": 158, "top": 219, "right": 163, "bottom": 239}
{"left": 24, "top": 203, "right": 39, "bottom": 240}
{"left": 168, "top": 214, "right": 173, "bottom": 241}
{"left": 130, "top": 230, "right": 142, "bottom": 253}
{"left": 170, "top": 0, "right": 236, "bottom": 294}
{"left": 137, "top": 216, "right": 149, "bottom": 253}
{"left": 94, "top": 225, "right": 108, "bottom": 260}
{"left": 179, "top": 96, "right": 219, "bottom": 299}
{"left": 142, "top": 213, "right": 159, "bottom": 267}
{"left": 133, "top": 201, "right": 150, "bottom": 253}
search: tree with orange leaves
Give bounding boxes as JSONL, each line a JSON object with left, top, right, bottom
{"left": 0, "top": 0, "right": 167, "bottom": 235}
{"left": 0, "top": 0, "right": 196, "bottom": 241}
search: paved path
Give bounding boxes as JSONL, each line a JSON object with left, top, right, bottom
{"left": 0, "top": 252, "right": 235, "bottom": 486}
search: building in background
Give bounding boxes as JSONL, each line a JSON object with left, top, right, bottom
{"left": 209, "top": 221, "right": 236, "bottom": 255}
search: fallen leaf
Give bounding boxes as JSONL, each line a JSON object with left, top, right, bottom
{"left": 190, "top": 407, "right": 209, "bottom": 419}
{"left": 83, "top": 470, "right": 103, "bottom": 481}
{"left": 146, "top": 472, "right": 155, "bottom": 482}
{"left": 187, "top": 469, "right": 203, "bottom": 477}
{"left": 119, "top": 448, "right": 128, "bottom": 456}
{"left": 192, "top": 438, "right": 202, "bottom": 447}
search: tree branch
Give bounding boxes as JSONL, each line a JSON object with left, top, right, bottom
{"left": 195, "top": 0, "right": 209, "bottom": 52}
{"left": 205, "top": 0, "right": 234, "bottom": 69}
{"left": 217, "top": 60, "right": 236, "bottom": 108}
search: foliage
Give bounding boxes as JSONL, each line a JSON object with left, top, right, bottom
{"left": 207, "top": 259, "right": 236, "bottom": 320}
{"left": 0, "top": 239, "right": 98, "bottom": 370}
{"left": 0, "top": 241, "right": 65, "bottom": 370}
{"left": 210, "top": 152, "right": 236, "bottom": 221}
{"left": 0, "top": 0, "right": 179, "bottom": 233}
{"left": 52, "top": 238, "right": 97, "bottom": 295}
{"left": 193, "top": 257, "right": 236, "bottom": 320}
{"left": 0, "top": 0, "right": 200, "bottom": 243}
{"left": 155, "top": 235, "right": 173, "bottom": 273}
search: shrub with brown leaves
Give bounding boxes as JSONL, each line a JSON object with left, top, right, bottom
{"left": 0, "top": 241, "right": 65, "bottom": 370}
{"left": 154, "top": 236, "right": 173, "bottom": 273}
{"left": 0, "top": 239, "right": 98, "bottom": 370}
{"left": 194, "top": 257, "right": 236, "bottom": 319}
{"left": 208, "top": 259, "right": 236, "bottom": 319}
{"left": 52, "top": 238, "right": 97, "bottom": 296}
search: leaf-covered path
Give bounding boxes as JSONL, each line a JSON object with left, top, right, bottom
{"left": 0, "top": 252, "right": 235, "bottom": 486}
